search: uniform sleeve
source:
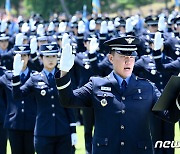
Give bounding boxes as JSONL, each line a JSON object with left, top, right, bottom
{"left": 153, "top": 50, "right": 180, "bottom": 73}
{"left": 12, "top": 75, "right": 34, "bottom": 100}
{"left": 65, "top": 108, "right": 76, "bottom": 133}
{"left": 55, "top": 72, "right": 93, "bottom": 108}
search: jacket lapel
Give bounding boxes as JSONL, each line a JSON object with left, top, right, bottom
{"left": 106, "top": 71, "right": 122, "bottom": 95}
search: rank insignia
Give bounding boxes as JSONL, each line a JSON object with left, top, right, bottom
{"left": 101, "top": 98, "right": 107, "bottom": 107}
{"left": 41, "top": 90, "right": 46, "bottom": 96}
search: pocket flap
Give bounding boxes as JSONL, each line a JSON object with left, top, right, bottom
{"left": 97, "top": 91, "right": 114, "bottom": 97}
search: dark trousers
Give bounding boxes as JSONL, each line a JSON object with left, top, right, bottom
{"left": 82, "top": 108, "right": 94, "bottom": 154}
{"left": 151, "top": 116, "right": 174, "bottom": 154}
{"left": 34, "top": 134, "right": 72, "bottom": 154}
{"left": 8, "top": 129, "right": 35, "bottom": 154}
{"left": 0, "top": 124, "right": 7, "bottom": 154}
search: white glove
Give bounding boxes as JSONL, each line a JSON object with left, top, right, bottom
{"left": 48, "top": 22, "right": 55, "bottom": 32}
{"left": 60, "top": 42, "right": 75, "bottom": 72}
{"left": 168, "top": 14, "right": 174, "bottom": 24}
{"left": 13, "top": 54, "right": 24, "bottom": 76}
{"left": 71, "top": 133, "right": 78, "bottom": 146}
{"left": 15, "top": 33, "right": 24, "bottom": 46}
{"left": 89, "top": 37, "right": 99, "bottom": 54}
{"left": 21, "top": 23, "right": 30, "bottom": 33}
{"left": 78, "top": 20, "right": 85, "bottom": 34}
{"left": 30, "top": 37, "right": 37, "bottom": 54}
{"left": 61, "top": 33, "right": 70, "bottom": 49}
{"left": 100, "top": 21, "right": 108, "bottom": 34}
{"left": 125, "top": 18, "right": 133, "bottom": 33}
{"left": 58, "top": 22, "right": 67, "bottom": 33}
{"left": 114, "top": 17, "right": 120, "bottom": 27}
{"left": 89, "top": 20, "right": 96, "bottom": 31}
{"left": 0, "top": 20, "right": 8, "bottom": 32}
{"left": 108, "top": 21, "right": 114, "bottom": 31}
{"left": 154, "top": 32, "right": 163, "bottom": 50}
{"left": 158, "top": 15, "right": 166, "bottom": 32}
{"left": 37, "top": 24, "right": 45, "bottom": 36}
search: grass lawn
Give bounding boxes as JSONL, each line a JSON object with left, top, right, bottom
{"left": 6, "top": 122, "right": 180, "bottom": 154}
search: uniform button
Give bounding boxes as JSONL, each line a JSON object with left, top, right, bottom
{"left": 52, "top": 113, "right": 55, "bottom": 117}
{"left": 51, "top": 88, "right": 53, "bottom": 90}
{"left": 139, "top": 96, "right": 142, "bottom": 100}
{"left": 21, "top": 109, "right": 24, "bottom": 112}
{"left": 121, "top": 110, "right": 125, "bottom": 114}
{"left": 121, "top": 142, "right": 124, "bottom": 146}
{"left": 159, "top": 74, "right": 162, "bottom": 78}
{"left": 122, "top": 97, "right": 125, "bottom": 100}
{"left": 160, "top": 82, "right": 163, "bottom": 85}
{"left": 52, "top": 104, "right": 55, "bottom": 108}
{"left": 21, "top": 101, "right": 24, "bottom": 104}
{"left": 145, "top": 146, "right": 147, "bottom": 150}
{"left": 121, "top": 125, "right": 124, "bottom": 130}
{"left": 51, "top": 96, "right": 54, "bottom": 99}
{"left": 161, "top": 89, "right": 163, "bottom": 92}
{"left": 97, "top": 143, "right": 100, "bottom": 146}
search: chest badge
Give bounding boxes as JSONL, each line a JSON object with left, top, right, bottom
{"left": 41, "top": 89, "right": 46, "bottom": 96}
{"left": 101, "top": 98, "right": 107, "bottom": 107}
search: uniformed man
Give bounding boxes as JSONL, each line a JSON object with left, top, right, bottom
{"left": 0, "top": 65, "right": 7, "bottom": 154}
{"left": 11, "top": 43, "right": 77, "bottom": 154}
{"left": 56, "top": 35, "right": 180, "bottom": 154}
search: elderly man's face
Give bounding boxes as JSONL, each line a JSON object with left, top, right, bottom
{"left": 108, "top": 52, "right": 135, "bottom": 79}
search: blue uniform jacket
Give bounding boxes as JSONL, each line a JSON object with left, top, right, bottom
{"left": 0, "top": 66, "right": 6, "bottom": 124}
{"left": 12, "top": 70, "right": 75, "bottom": 136}
{"left": 0, "top": 69, "right": 37, "bottom": 130}
{"left": 56, "top": 71, "right": 180, "bottom": 154}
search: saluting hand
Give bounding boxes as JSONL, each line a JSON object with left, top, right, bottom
{"left": 13, "top": 54, "right": 24, "bottom": 76}
{"left": 153, "top": 32, "right": 164, "bottom": 51}
{"left": 30, "top": 37, "right": 37, "bottom": 54}
{"left": 60, "top": 33, "right": 75, "bottom": 76}
{"left": 89, "top": 37, "right": 99, "bottom": 54}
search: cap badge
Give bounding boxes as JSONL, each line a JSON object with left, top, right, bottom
{"left": 46, "top": 45, "right": 54, "bottom": 50}
{"left": 125, "top": 38, "right": 135, "bottom": 44}
{"left": 18, "top": 46, "right": 26, "bottom": 51}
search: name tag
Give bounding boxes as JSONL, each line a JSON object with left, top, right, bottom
{"left": 101, "top": 86, "right": 111, "bottom": 92}
{"left": 38, "top": 82, "right": 46, "bottom": 86}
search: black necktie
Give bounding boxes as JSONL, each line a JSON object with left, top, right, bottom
{"left": 121, "top": 80, "right": 127, "bottom": 93}
{"left": 20, "top": 73, "right": 26, "bottom": 84}
{"left": 48, "top": 73, "right": 55, "bottom": 87}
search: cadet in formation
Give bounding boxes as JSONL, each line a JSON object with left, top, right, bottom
{"left": 56, "top": 34, "right": 180, "bottom": 154}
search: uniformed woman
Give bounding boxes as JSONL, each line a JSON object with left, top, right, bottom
{"left": 11, "top": 43, "right": 77, "bottom": 154}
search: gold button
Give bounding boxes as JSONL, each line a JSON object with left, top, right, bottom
{"left": 97, "top": 143, "right": 100, "bottom": 146}
{"left": 21, "top": 109, "right": 24, "bottom": 112}
{"left": 121, "top": 142, "right": 124, "bottom": 146}
{"left": 122, "top": 97, "right": 125, "bottom": 100}
{"left": 145, "top": 146, "right": 147, "bottom": 150}
{"left": 52, "top": 104, "right": 55, "bottom": 108}
{"left": 121, "top": 125, "right": 124, "bottom": 130}
{"left": 122, "top": 110, "right": 125, "bottom": 114}
{"left": 52, "top": 113, "right": 55, "bottom": 116}
{"left": 21, "top": 101, "right": 24, "bottom": 104}
{"left": 51, "top": 96, "right": 54, "bottom": 99}
{"left": 139, "top": 96, "right": 142, "bottom": 100}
